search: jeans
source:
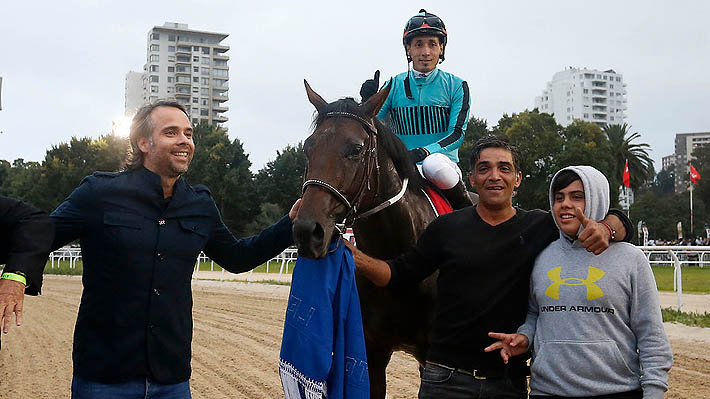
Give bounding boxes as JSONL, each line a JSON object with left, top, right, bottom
{"left": 530, "top": 390, "right": 642, "bottom": 399}
{"left": 418, "top": 363, "right": 527, "bottom": 399}
{"left": 71, "top": 375, "right": 191, "bottom": 399}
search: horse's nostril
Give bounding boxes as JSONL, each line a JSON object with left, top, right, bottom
{"left": 312, "top": 222, "right": 324, "bottom": 244}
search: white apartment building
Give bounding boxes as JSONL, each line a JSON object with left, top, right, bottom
{"left": 662, "top": 154, "right": 675, "bottom": 171}
{"left": 124, "top": 71, "right": 143, "bottom": 116}
{"left": 674, "top": 131, "right": 710, "bottom": 192}
{"left": 124, "top": 22, "right": 229, "bottom": 127}
{"left": 534, "top": 67, "right": 627, "bottom": 127}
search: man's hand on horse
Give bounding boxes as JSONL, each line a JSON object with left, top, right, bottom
{"left": 484, "top": 332, "right": 529, "bottom": 364}
{"left": 0, "top": 279, "right": 25, "bottom": 334}
{"left": 360, "top": 70, "right": 380, "bottom": 102}
{"left": 575, "top": 207, "right": 610, "bottom": 255}
{"left": 288, "top": 199, "right": 302, "bottom": 220}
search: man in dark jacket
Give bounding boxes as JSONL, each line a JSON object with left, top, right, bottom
{"left": 0, "top": 196, "right": 54, "bottom": 349}
{"left": 51, "top": 101, "right": 301, "bottom": 398}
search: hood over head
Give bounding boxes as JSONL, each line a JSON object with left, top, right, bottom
{"left": 549, "top": 165, "right": 610, "bottom": 239}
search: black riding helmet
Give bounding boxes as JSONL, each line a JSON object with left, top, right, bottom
{"left": 402, "top": 9, "right": 447, "bottom": 63}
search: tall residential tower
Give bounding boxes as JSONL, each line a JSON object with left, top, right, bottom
{"left": 535, "top": 67, "right": 627, "bottom": 127}
{"left": 125, "top": 22, "right": 229, "bottom": 127}
{"left": 674, "top": 131, "right": 710, "bottom": 192}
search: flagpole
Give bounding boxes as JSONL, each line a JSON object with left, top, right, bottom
{"left": 690, "top": 183, "right": 694, "bottom": 235}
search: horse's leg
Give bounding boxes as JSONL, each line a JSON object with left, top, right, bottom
{"left": 366, "top": 342, "right": 393, "bottom": 399}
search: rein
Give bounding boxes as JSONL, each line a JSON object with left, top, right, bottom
{"left": 301, "top": 111, "right": 407, "bottom": 225}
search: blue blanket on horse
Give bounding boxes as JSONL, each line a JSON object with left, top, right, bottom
{"left": 279, "top": 239, "right": 369, "bottom": 399}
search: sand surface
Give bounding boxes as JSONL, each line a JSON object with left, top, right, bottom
{"left": 0, "top": 275, "right": 708, "bottom": 398}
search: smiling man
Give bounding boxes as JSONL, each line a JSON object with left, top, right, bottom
{"left": 360, "top": 9, "right": 472, "bottom": 209}
{"left": 346, "top": 135, "right": 633, "bottom": 398}
{"left": 50, "top": 101, "right": 301, "bottom": 399}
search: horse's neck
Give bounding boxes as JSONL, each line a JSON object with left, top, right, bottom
{"left": 354, "top": 162, "right": 434, "bottom": 259}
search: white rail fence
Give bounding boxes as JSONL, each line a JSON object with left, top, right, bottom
{"left": 47, "top": 247, "right": 299, "bottom": 282}
{"left": 637, "top": 246, "right": 710, "bottom": 312}
{"left": 46, "top": 246, "right": 707, "bottom": 311}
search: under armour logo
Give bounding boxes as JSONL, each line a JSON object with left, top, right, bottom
{"left": 545, "top": 266, "right": 605, "bottom": 300}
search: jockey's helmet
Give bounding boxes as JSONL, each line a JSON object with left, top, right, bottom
{"left": 402, "top": 9, "right": 447, "bottom": 62}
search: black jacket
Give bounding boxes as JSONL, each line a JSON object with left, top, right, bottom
{"left": 51, "top": 167, "right": 293, "bottom": 384}
{"left": 0, "top": 196, "right": 54, "bottom": 295}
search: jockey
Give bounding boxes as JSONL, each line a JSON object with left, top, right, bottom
{"left": 361, "top": 9, "right": 472, "bottom": 209}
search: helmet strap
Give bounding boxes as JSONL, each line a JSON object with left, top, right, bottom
{"left": 405, "top": 64, "right": 414, "bottom": 100}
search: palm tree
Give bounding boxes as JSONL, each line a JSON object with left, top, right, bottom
{"left": 603, "top": 123, "right": 654, "bottom": 189}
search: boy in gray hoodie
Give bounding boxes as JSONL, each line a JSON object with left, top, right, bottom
{"left": 486, "top": 166, "right": 672, "bottom": 399}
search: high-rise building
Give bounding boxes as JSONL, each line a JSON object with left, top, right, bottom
{"left": 534, "top": 67, "right": 627, "bottom": 127}
{"left": 662, "top": 155, "right": 675, "bottom": 171}
{"left": 674, "top": 131, "right": 710, "bottom": 192}
{"left": 124, "top": 22, "right": 229, "bottom": 127}
{"left": 124, "top": 71, "right": 143, "bottom": 116}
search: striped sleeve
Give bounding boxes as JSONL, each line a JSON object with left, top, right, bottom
{"left": 424, "top": 80, "right": 470, "bottom": 154}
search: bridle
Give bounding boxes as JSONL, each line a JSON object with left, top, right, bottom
{"left": 301, "top": 111, "right": 408, "bottom": 226}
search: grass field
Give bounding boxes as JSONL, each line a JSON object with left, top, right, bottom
{"left": 44, "top": 262, "right": 709, "bottom": 292}
{"left": 651, "top": 265, "right": 710, "bottom": 293}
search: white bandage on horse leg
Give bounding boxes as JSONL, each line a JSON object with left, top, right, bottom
{"left": 422, "top": 153, "right": 462, "bottom": 190}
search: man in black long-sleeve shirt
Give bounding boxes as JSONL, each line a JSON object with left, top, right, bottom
{"left": 51, "top": 101, "right": 301, "bottom": 399}
{"left": 348, "top": 136, "right": 632, "bottom": 398}
{"left": 0, "top": 196, "right": 55, "bottom": 349}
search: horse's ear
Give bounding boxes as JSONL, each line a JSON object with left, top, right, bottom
{"left": 361, "top": 79, "right": 392, "bottom": 119}
{"left": 304, "top": 79, "right": 327, "bottom": 113}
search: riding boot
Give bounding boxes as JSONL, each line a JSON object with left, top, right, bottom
{"left": 442, "top": 180, "right": 474, "bottom": 210}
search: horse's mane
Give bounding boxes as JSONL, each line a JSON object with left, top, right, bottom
{"left": 314, "top": 98, "right": 425, "bottom": 193}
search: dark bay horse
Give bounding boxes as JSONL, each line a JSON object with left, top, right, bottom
{"left": 292, "top": 81, "right": 439, "bottom": 398}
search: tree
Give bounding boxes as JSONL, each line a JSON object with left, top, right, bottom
{"left": 490, "top": 109, "right": 564, "bottom": 210}
{"left": 652, "top": 168, "right": 675, "bottom": 195}
{"left": 254, "top": 143, "right": 306, "bottom": 216}
{"left": 0, "top": 160, "right": 11, "bottom": 197}
{"left": 5, "top": 159, "right": 47, "bottom": 210}
{"left": 558, "top": 120, "right": 618, "bottom": 205}
{"left": 631, "top": 190, "right": 707, "bottom": 240}
{"left": 689, "top": 145, "right": 710, "bottom": 215}
{"left": 42, "top": 134, "right": 128, "bottom": 211}
{"left": 243, "top": 202, "right": 285, "bottom": 236}
{"left": 458, "top": 116, "right": 488, "bottom": 182}
{"left": 603, "top": 123, "right": 654, "bottom": 190}
{"left": 184, "top": 123, "right": 257, "bottom": 236}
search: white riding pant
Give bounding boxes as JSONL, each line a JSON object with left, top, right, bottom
{"left": 417, "top": 152, "right": 462, "bottom": 190}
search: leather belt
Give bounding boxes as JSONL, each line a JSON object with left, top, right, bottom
{"left": 426, "top": 361, "right": 505, "bottom": 380}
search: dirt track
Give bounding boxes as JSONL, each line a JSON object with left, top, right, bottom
{"left": 1, "top": 276, "right": 708, "bottom": 398}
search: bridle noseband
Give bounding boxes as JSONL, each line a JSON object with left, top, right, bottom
{"left": 302, "top": 111, "right": 407, "bottom": 226}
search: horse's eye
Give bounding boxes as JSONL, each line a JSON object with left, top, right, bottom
{"left": 347, "top": 144, "right": 364, "bottom": 159}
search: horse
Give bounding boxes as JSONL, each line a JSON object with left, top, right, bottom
{"left": 292, "top": 80, "right": 440, "bottom": 399}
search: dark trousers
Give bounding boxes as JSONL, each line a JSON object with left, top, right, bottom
{"left": 418, "top": 363, "right": 527, "bottom": 399}
{"left": 71, "top": 376, "right": 191, "bottom": 399}
{"left": 530, "top": 390, "right": 642, "bottom": 399}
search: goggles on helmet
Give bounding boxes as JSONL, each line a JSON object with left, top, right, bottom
{"left": 403, "top": 9, "right": 447, "bottom": 45}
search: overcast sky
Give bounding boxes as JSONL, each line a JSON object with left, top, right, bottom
{"left": 1, "top": 0, "right": 708, "bottom": 173}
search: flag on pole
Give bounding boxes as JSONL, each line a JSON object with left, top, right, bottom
{"left": 622, "top": 160, "right": 631, "bottom": 188}
{"left": 690, "top": 164, "right": 701, "bottom": 185}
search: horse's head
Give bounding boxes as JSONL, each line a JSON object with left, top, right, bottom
{"left": 293, "top": 80, "right": 391, "bottom": 258}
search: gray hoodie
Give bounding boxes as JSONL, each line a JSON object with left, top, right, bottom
{"left": 517, "top": 166, "right": 673, "bottom": 398}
